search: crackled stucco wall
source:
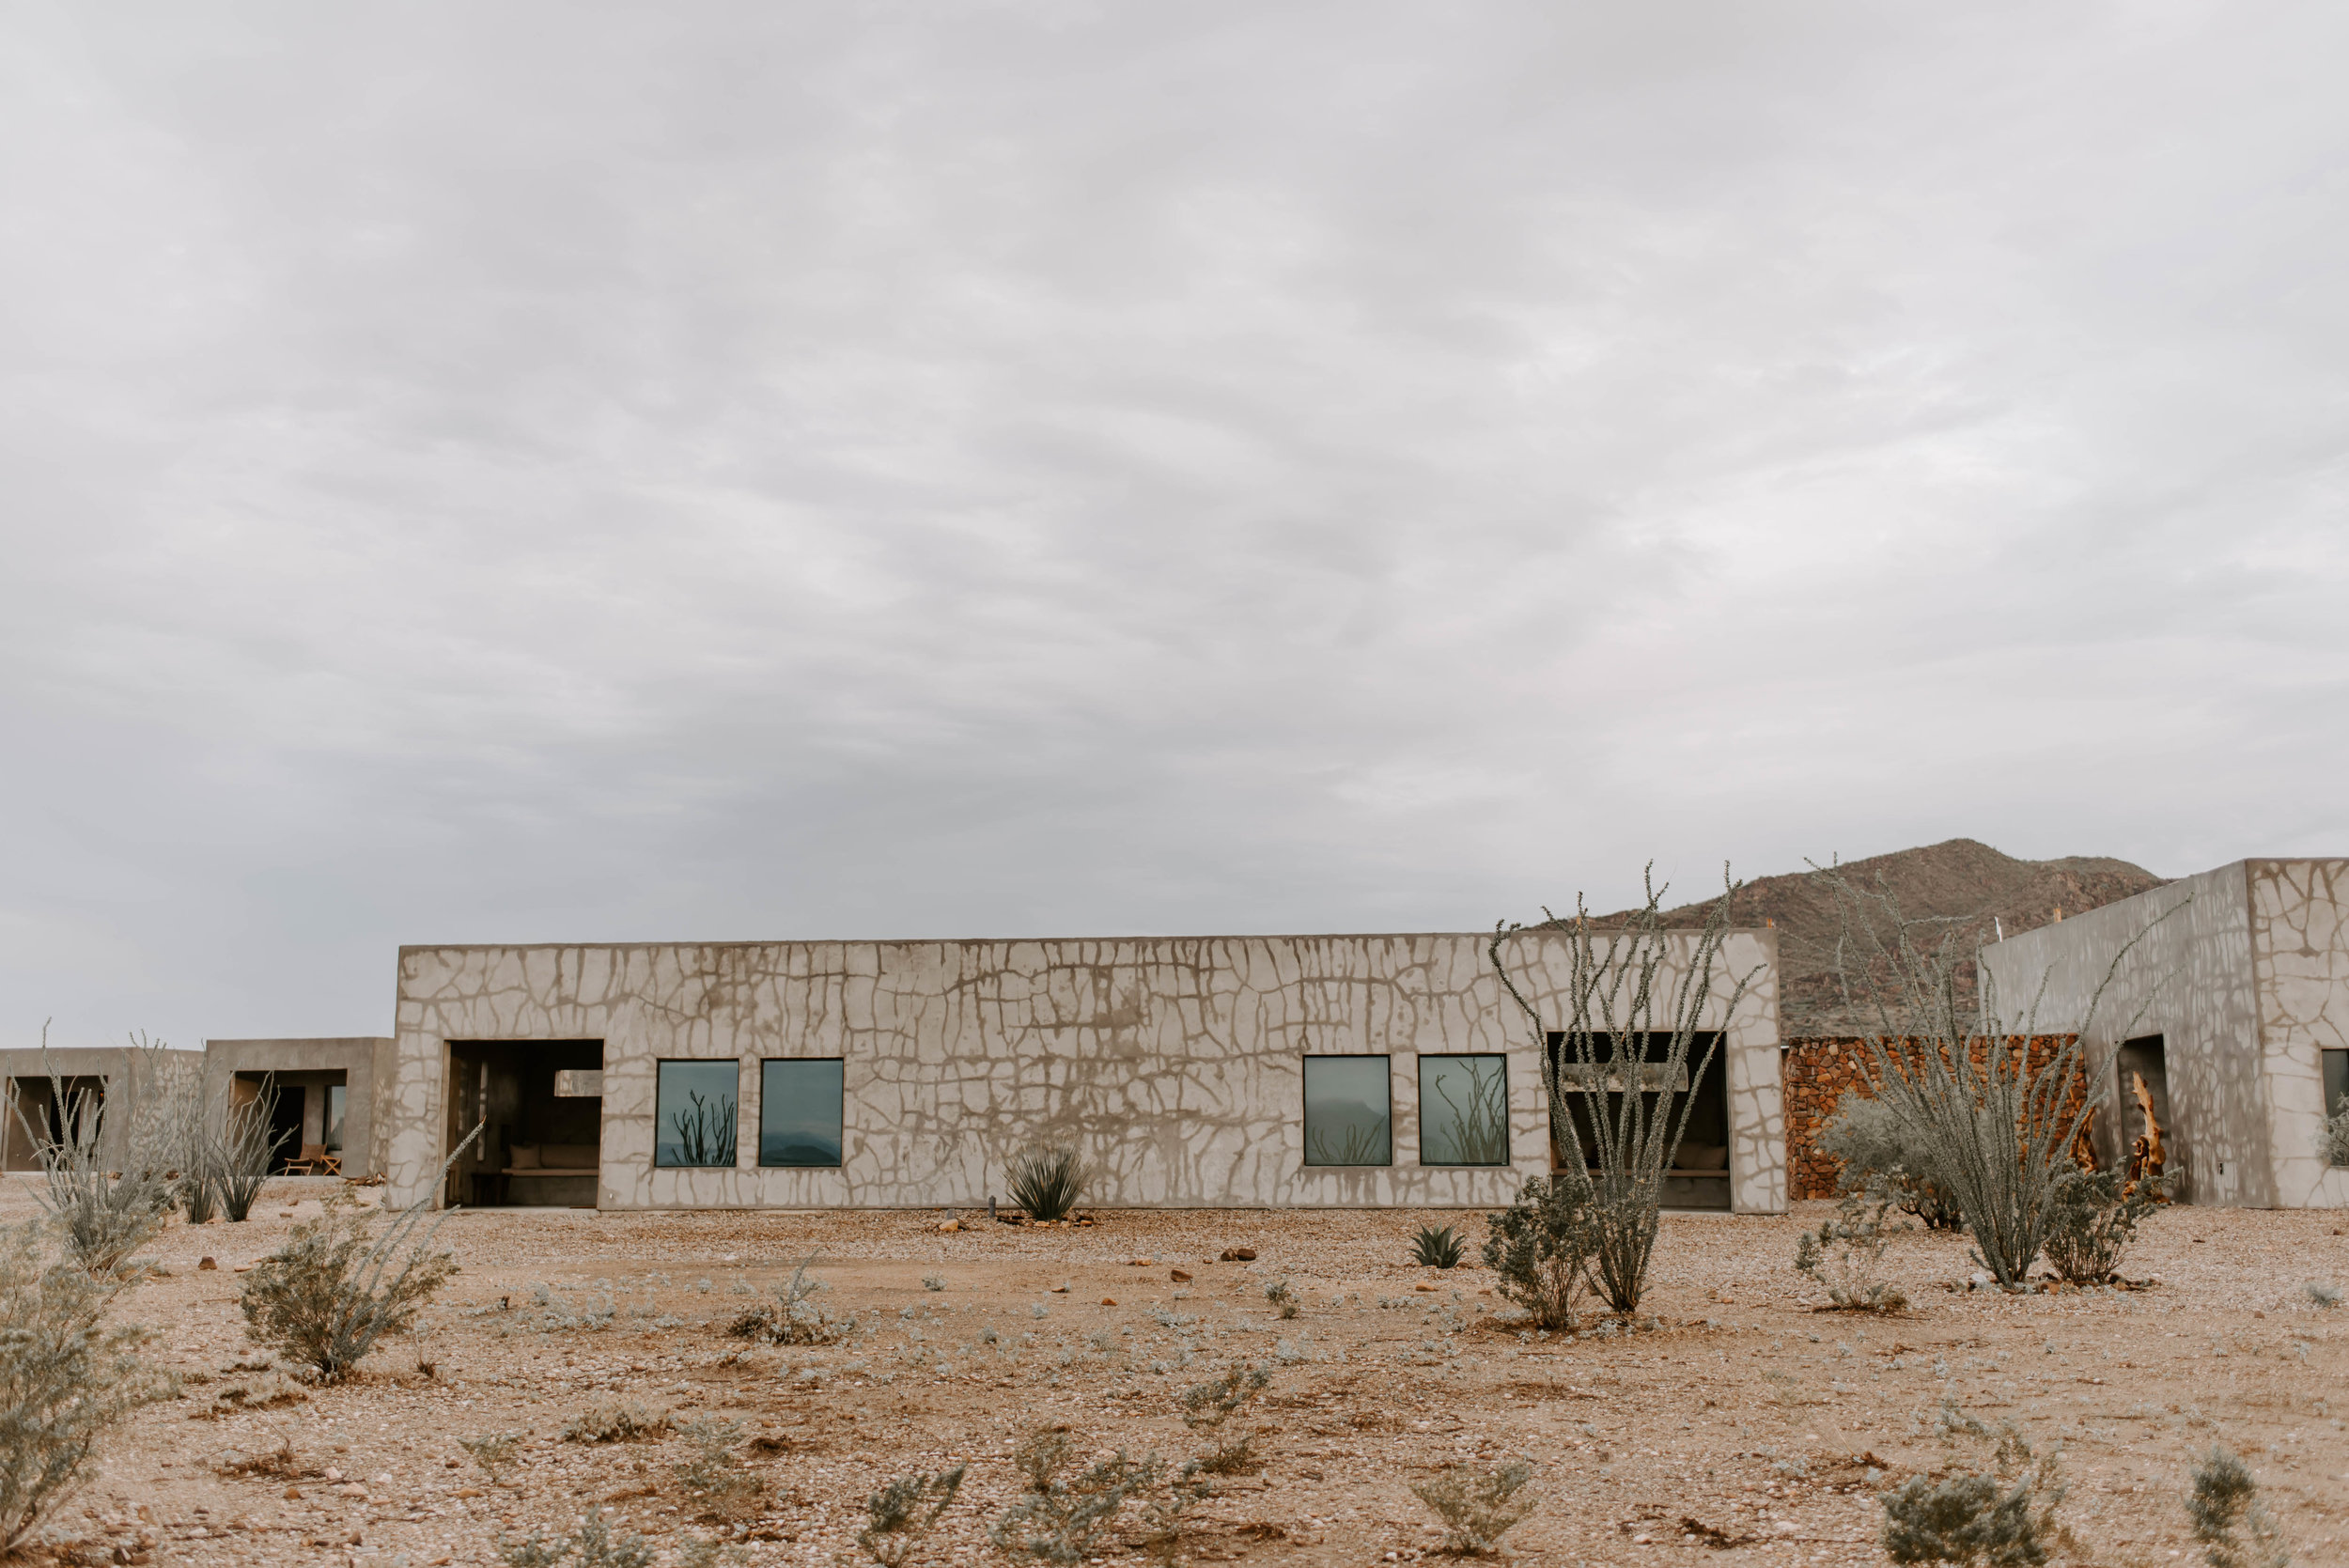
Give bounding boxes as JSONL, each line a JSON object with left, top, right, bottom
{"left": 1983, "top": 859, "right": 2349, "bottom": 1209}
{"left": 382, "top": 930, "right": 1784, "bottom": 1214}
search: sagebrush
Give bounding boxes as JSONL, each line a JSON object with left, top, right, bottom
{"left": 991, "top": 1428, "right": 1160, "bottom": 1563}
{"left": 856, "top": 1464, "right": 966, "bottom": 1566}
{"left": 1794, "top": 1189, "right": 1910, "bottom": 1312}
{"left": 497, "top": 1513, "right": 655, "bottom": 1568}
{"left": 1176, "top": 1362, "right": 1270, "bottom": 1473}
{"left": 1880, "top": 1421, "right": 2064, "bottom": 1567}
{"left": 1819, "top": 1096, "right": 1964, "bottom": 1231}
{"left": 2042, "top": 1167, "right": 2161, "bottom": 1286}
{"left": 725, "top": 1255, "right": 847, "bottom": 1345}
{"left": 240, "top": 1191, "right": 459, "bottom": 1380}
{"left": 1409, "top": 1459, "right": 1538, "bottom": 1555}
{"left": 1483, "top": 1172, "right": 1595, "bottom": 1330}
{"left": 562, "top": 1400, "right": 671, "bottom": 1444}
{"left": 0, "top": 1219, "right": 172, "bottom": 1551}
{"left": 2188, "top": 1446, "right": 2289, "bottom": 1568}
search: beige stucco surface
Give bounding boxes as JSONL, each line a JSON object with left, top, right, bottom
{"left": 383, "top": 931, "right": 1785, "bottom": 1214}
{"left": 1983, "top": 859, "right": 2349, "bottom": 1209}
{"left": 201, "top": 1038, "right": 396, "bottom": 1179}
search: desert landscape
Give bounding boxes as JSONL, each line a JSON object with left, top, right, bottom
{"left": 17, "top": 1184, "right": 2349, "bottom": 1568}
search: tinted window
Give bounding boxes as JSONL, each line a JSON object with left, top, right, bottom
{"left": 655, "top": 1060, "right": 739, "bottom": 1168}
{"left": 759, "top": 1058, "right": 845, "bottom": 1168}
{"left": 1302, "top": 1056, "right": 1391, "bottom": 1166}
{"left": 1418, "top": 1054, "right": 1509, "bottom": 1165}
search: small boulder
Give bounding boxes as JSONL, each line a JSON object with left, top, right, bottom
{"left": 1219, "top": 1247, "right": 1256, "bottom": 1262}
{"left": 197, "top": 1257, "right": 217, "bottom": 1271}
{"left": 1170, "top": 1268, "right": 1192, "bottom": 1282}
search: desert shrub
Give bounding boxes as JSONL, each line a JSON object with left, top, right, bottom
{"left": 2320, "top": 1095, "right": 2349, "bottom": 1169}
{"left": 1176, "top": 1362, "right": 1270, "bottom": 1473}
{"left": 1410, "top": 1224, "right": 1465, "bottom": 1269}
{"left": 1408, "top": 1458, "right": 1537, "bottom": 1555}
{"left": 1812, "top": 863, "right": 2185, "bottom": 1290}
{"left": 1482, "top": 1172, "right": 1596, "bottom": 1330}
{"left": 216, "top": 1086, "right": 288, "bottom": 1223}
{"left": 562, "top": 1400, "right": 670, "bottom": 1444}
{"left": 1263, "top": 1279, "right": 1299, "bottom": 1320}
{"left": 2188, "top": 1446, "right": 2289, "bottom": 1568}
{"left": 1007, "top": 1144, "right": 1087, "bottom": 1222}
{"left": 922, "top": 1273, "right": 946, "bottom": 1292}
{"left": 10, "top": 1031, "right": 178, "bottom": 1277}
{"left": 673, "top": 1417, "right": 760, "bottom": 1516}
{"left": 856, "top": 1463, "right": 967, "bottom": 1566}
{"left": 990, "top": 1428, "right": 1161, "bottom": 1563}
{"left": 0, "top": 1220, "right": 173, "bottom": 1552}
{"left": 1489, "top": 867, "right": 1760, "bottom": 1313}
{"left": 497, "top": 1513, "right": 655, "bottom": 1568}
{"left": 2304, "top": 1281, "right": 2340, "bottom": 1310}
{"left": 726, "top": 1255, "right": 847, "bottom": 1345}
{"left": 1820, "top": 1096, "right": 1965, "bottom": 1231}
{"left": 1880, "top": 1423, "right": 2063, "bottom": 1567}
{"left": 460, "top": 1430, "right": 524, "bottom": 1484}
{"left": 239, "top": 1192, "right": 457, "bottom": 1380}
{"left": 1795, "top": 1190, "right": 1911, "bottom": 1312}
{"left": 2042, "top": 1167, "right": 2162, "bottom": 1285}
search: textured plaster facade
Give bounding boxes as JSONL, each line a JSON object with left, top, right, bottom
{"left": 384, "top": 931, "right": 1786, "bottom": 1214}
{"left": 0, "top": 1046, "right": 153, "bottom": 1172}
{"left": 1981, "top": 859, "right": 2349, "bottom": 1209}
{"left": 201, "top": 1038, "right": 396, "bottom": 1179}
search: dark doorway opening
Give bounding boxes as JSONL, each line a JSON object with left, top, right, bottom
{"left": 266, "top": 1085, "right": 305, "bottom": 1173}
{"left": 2114, "top": 1034, "right": 2178, "bottom": 1201}
{"left": 4, "top": 1076, "right": 104, "bottom": 1171}
{"left": 443, "top": 1040, "right": 603, "bottom": 1207}
{"left": 1545, "top": 1032, "right": 1731, "bottom": 1210}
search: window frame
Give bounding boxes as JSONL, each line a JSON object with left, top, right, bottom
{"left": 1415, "top": 1052, "right": 1511, "bottom": 1167}
{"left": 756, "top": 1056, "right": 847, "bottom": 1170}
{"left": 1300, "top": 1053, "right": 1393, "bottom": 1169}
{"left": 652, "top": 1058, "right": 742, "bottom": 1170}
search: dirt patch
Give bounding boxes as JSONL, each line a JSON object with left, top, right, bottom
{"left": 11, "top": 1186, "right": 2349, "bottom": 1565}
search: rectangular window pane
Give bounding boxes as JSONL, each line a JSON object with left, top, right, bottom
{"left": 1302, "top": 1055, "right": 1390, "bottom": 1166}
{"left": 1418, "top": 1054, "right": 1509, "bottom": 1166}
{"left": 759, "top": 1058, "right": 845, "bottom": 1168}
{"left": 655, "top": 1060, "right": 740, "bottom": 1168}
{"left": 323, "top": 1084, "right": 347, "bottom": 1153}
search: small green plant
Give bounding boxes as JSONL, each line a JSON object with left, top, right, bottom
{"left": 727, "top": 1255, "right": 846, "bottom": 1345}
{"left": 0, "top": 1219, "right": 173, "bottom": 1552}
{"left": 2188, "top": 1446, "right": 2289, "bottom": 1568}
{"left": 1819, "top": 1096, "right": 1965, "bottom": 1230}
{"left": 2042, "top": 1167, "right": 2162, "bottom": 1286}
{"left": 1263, "top": 1279, "right": 1299, "bottom": 1320}
{"left": 1410, "top": 1224, "right": 1466, "bottom": 1269}
{"left": 923, "top": 1273, "right": 946, "bottom": 1293}
{"left": 460, "top": 1430, "right": 524, "bottom": 1484}
{"left": 496, "top": 1513, "right": 655, "bottom": 1568}
{"left": 561, "top": 1400, "right": 671, "bottom": 1444}
{"left": 991, "top": 1427, "right": 1161, "bottom": 1563}
{"left": 2304, "top": 1281, "right": 2340, "bottom": 1310}
{"left": 856, "top": 1463, "right": 967, "bottom": 1566}
{"left": 1794, "top": 1189, "right": 1911, "bottom": 1312}
{"left": 1482, "top": 1172, "right": 1596, "bottom": 1330}
{"left": 1176, "top": 1362, "right": 1271, "bottom": 1473}
{"left": 238, "top": 1180, "right": 466, "bottom": 1382}
{"left": 1879, "top": 1421, "right": 2064, "bottom": 1566}
{"left": 673, "top": 1417, "right": 760, "bottom": 1517}
{"left": 1408, "top": 1458, "right": 1538, "bottom": 1555}
{"left": 1006, "top": 1144, "right": 1088, "bottom": 1222}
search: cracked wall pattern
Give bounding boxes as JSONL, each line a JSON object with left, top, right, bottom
{"left": 382, "top": 931, "right": 1784, "bottom": 1213}
{"left": 2249, "top": 861, "right": 2349, "bottom": 1207}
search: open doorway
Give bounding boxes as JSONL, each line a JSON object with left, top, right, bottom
{"left": 4, "top": 1075, "right": 104, "bottom": 1172}
{"left": 1546, "top": 1032, "right": 1731, "bottom": 1210}
{"left": 2114, "top": 1034, "right": 2178, "bottom": 1201}
{"left": 229, "top": 1069, "right": 352, "bottom": 1173}
{"left": 443, "top": 1041, "right": 603, "bottom": 1207}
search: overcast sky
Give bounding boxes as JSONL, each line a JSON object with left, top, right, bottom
{"left": 5, "top": 3, "right": 2345, "bottom": 1050}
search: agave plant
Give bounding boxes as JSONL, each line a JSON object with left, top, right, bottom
{"left": 1005, "top": 1143, "right": 1088, "bottom": 1221}
{"left": 1410, "top": 1223, "right": 1465, "bottom": 1269}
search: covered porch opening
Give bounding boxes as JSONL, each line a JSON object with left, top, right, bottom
{"left": 3, "top": 1075, "right": 105, "bottom": 1172}
{"left": 444, "top": 1040, "right": 603, "bottom": 1208}
{"left": 229, "top": 1070, "right": 351, "bottom": 1173}
{"left": 1546, "top": 1032, "right": 1732, "bottom": 1211}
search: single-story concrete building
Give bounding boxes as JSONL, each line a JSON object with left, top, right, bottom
{"left": 0, "top": 1045, "right": 152, "bottom": 1172}
{"left": 201, "top": 1037, "right": 395, "bottom": 1180}
{"left": 1981, "top": 858, "right": 2349, "bottom": 1208}
{"left": 381, "top": 931, "right": 1789, "bottom": 1215}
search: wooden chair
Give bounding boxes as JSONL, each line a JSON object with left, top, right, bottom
{"left": 282, "top": 1143, "right": 329, "bottom": 1175}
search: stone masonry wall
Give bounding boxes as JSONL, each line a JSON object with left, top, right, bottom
{"left": 1784, "top": 1035, "right": 2086, "bottom": 1200}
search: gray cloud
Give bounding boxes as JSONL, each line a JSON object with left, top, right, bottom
{"left": 4, "top": 2, "right": 2345, "bottom": 1049}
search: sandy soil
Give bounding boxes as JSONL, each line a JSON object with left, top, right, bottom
{"left": 12, "top": 1184, "right": 2349, "bottom": 1568}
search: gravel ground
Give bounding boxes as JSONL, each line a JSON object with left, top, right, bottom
{"left": 12, "top": 1184, "right": 2349, "bottom": 1567}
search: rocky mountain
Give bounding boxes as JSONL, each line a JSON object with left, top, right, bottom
{"left": 1620, "top": 838, "right": 2169, "bottom": 1035}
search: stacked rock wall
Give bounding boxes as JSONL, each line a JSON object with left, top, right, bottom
{"left": 1783, "top": 1035, "right": 2087, "bottom": 1200}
